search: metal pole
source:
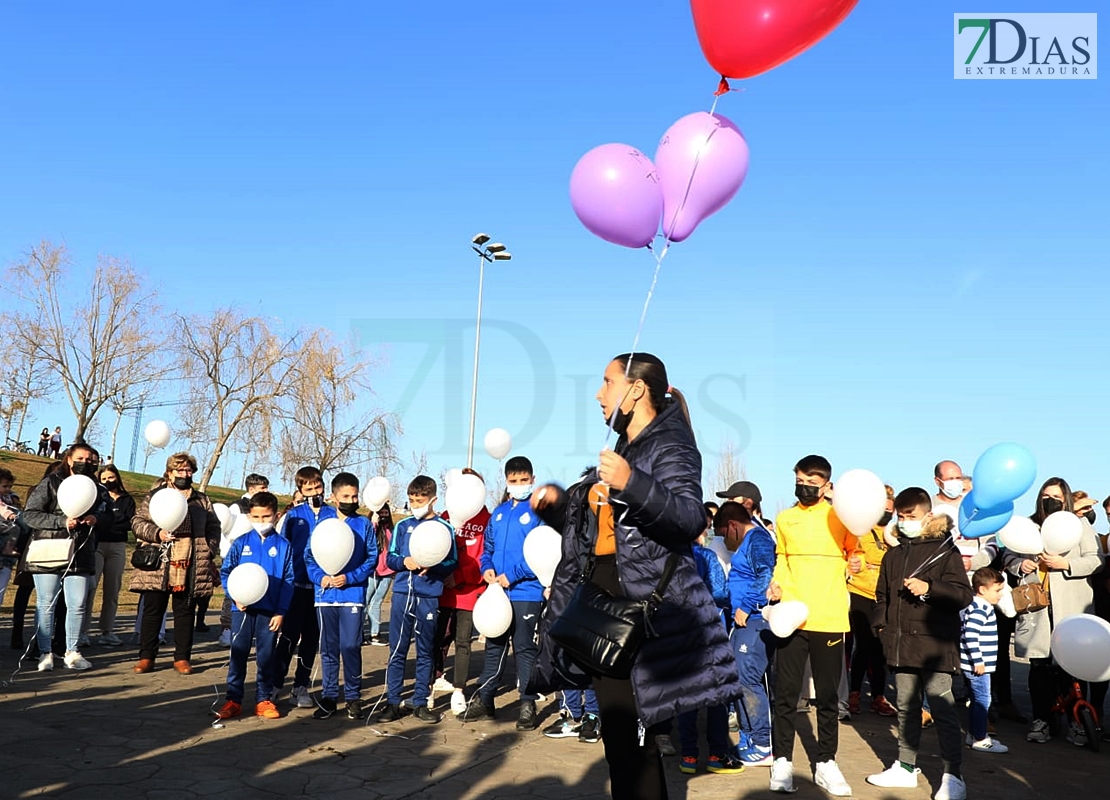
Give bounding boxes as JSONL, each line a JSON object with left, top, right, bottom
{"left": 466, "top": 251, "right": 487, "bottom": 468}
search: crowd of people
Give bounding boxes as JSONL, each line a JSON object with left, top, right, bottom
{"left": 1, "top": 352, "right": 1109, "bottom": 800}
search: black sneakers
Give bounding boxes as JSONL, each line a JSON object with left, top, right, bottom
{"left": 458, "top": 701, "right": 496, "bottom": 722}
{"left": 312, "top": 697, "right": 338, "bottom": 720}
{"left": 375, "top": 704, "right": 405, "bottom": 723}
{"left": 346, "top": 699, "right": 364, "bottom": 720}
{"left": 413, "top": 705, "right": 442, "bottom": 724}
{"left": 516, "top": 700, "right": 538, "bottom": 731}
{"left": 579, "top": 713, "right": 601, "bottom": 743}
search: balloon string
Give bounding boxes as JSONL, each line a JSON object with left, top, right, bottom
{"left": 906, "top": 538, "right": 959, "bottom": 581}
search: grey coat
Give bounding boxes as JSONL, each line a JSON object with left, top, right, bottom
{"left": 1003, "top": 519, "right": 1102, "bottom": 659}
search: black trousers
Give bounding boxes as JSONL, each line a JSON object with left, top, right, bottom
{"left": 140, "top": 590, "right": 195, "bottom": 661}
{"left": 993, "top": 611, "right": 1017, "bottom": 705}
{"left": 773, "top": 628, "right": 844, "bottom": 762}
{"left": 848, "top": 593, "right": 886, "bottom": 698}
{"left": 591, "top": 555, "right": 668, "bottom": 800}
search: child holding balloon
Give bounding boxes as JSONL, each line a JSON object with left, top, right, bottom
{"left": 215, "top": 492, "right": 294, "bottom": 721}
{"left": 377, "top": 475, "right": 457, "bottom": 725}
{"left": 304, "top": 472, "right": 377, "bottom": 721}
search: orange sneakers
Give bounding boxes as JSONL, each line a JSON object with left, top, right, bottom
{"left": 256, "top": 700, "right": 280, "bottom": 719}
{"left": 216, "top": 700, "right": 242, "bottom": 719}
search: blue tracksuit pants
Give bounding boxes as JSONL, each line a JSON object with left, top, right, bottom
{"left": 387, "top": 593, "right": 439, "bottom": 706}
{"left": 318, "top": 605, "right": 363, "bottom": 701}
{"left": 226, "top": 608, "right": 280, "bottom": 704}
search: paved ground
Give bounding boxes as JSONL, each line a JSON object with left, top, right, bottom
{"left": 1, "top": 613, "right": 1105, "bottom": 799}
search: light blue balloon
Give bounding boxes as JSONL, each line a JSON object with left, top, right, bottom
{"left": 971, "top": 443, "right": 1036, "bottom": 508}
{"left": 958, "top": 493, "right": 1014, "bottom": 539}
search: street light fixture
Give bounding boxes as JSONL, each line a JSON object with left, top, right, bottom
{"left": 467, "top": 233, "right": 512, "bottom": 468}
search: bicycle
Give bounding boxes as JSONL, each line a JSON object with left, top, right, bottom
{"left": 1052, "top": 678, "right": 1100, "bottom": 752}
{"left": 1, "top": 437, "right": 34, "bottom": 454}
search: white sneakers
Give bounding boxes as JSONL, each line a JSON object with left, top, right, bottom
{"left": 935, "top": 773, "right": 967, "bottom": 800}
{"left": 37, "top": 653, "right": 54, "bottom": 672}
{"left": 814, "top": 760, "right": 852, "bottom": 797}
{"left": 63, "top": 651, "right": 91, "bottom": 670}
{"left": 450, "top": 690, "right": 467, "bottom": 716}
{"left": 867, "top": 762, "right": 921, "bottom": 788}
{"left": 769, "top": 758, "right": 797, "bottom": 793}
{"left": 966, "top": 734, "right": 1009, "bottom": 753}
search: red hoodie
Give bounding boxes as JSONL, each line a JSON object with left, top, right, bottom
{"left": 439, "top": 507, "right": 490, "bottom": 611}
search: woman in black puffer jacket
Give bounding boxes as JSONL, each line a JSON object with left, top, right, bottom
{"left": 530, "top": 353, "right": 741, "bottom": 800}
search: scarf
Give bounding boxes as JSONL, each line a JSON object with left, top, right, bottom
{"left": 167, "top": 503, "right": 193, "bottom": 593}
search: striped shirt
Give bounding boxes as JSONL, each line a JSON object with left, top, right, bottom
{"left": 960, "top": 596, "right": 998, "bottom": 673}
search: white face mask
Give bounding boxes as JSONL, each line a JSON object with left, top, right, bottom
{"left": 507, "top": 484, "right": 534, "bottom": 501}
{"left": 898, "top": 519, "right": 924, "bottom": 538}
{"left": 409, "top": 504, "right": 429, "bottom": 520}
{"left": 940, "top": 479, "right": 964, "bottom": 499}
{"left": 251, "top": 522, "right": 273, "bottom": 535}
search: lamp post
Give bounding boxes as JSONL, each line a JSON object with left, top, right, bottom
{"left": 467, "top": 233, "right": 512, "bottom": 468}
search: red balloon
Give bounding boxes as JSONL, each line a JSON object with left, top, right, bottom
{"left": 690, "top": 0, "right": 858, "bottom": 79}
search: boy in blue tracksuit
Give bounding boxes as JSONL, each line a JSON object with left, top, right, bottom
{"left": 460, "top": 456, "right": 544, "bottom": 730}
{"left": 304, "top": 472, "right": 376, "bottom": 721}
{"left": 274, "top": 466, "right": 337, "bottom": 709}
{"left": 216, "top": 492, "right": 294, "bottom": 721}
{"left": 715, "top": 501, "right": 777, "bottom": 766}
{"left": 377, "top": 474, "right": 457, "bottom": 724}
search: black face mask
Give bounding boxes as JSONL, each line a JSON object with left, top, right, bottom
{"left": 795, "top": 484, "right": 822, "bottom": 506}
{"left": 1085, "top": 510, "right": 1096, "bottom": 524}
{"left": 878, "top": 511, "right": 893, "bottom": 527}
{"left": 306, "top": 494, "right": 323, "bottom": 509}
{"left": 71, "top": 462, "right": 96, "bottom": 477}
{"left": 1041, "top": 497, "right": 1064, "bottom": 516}
{"left": 173, "top": 476, "right": 193, "bottom": 490}
{"left": 605, "top": 386, "right": 637, "bottom": 436}
{"left": 101, "top": 479, "right": 119, "bottom": 490}
{"left": 337, "top": 501, "right": 360, "bottom": 517}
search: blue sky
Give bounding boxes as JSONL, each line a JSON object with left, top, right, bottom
{"left": 2, "top": 3, "right": 1107, "bottom": 515}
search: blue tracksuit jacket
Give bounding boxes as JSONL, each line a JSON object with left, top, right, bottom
{"left": 480, "top": 499, "right": 544, "bottom": 602}
{"left": 728, "top": 525, "right": 776, "bottom": 617}
{"left": 386, "top": 514, "right": 458, "bottom": 599}
{"left": 304, "top": 514, "right": 377, "bottom": 606}
{"left": 280, "top": 502, "right": 338, "bottom": 588}
{"left": 220, "top": 528, "right": 295, "bottom": 616}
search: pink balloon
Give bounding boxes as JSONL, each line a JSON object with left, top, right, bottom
{"left": 569, "top": 144, "right": 662, "bottom": 248}
{"left": 655, "top": 112, "right": 750, "bottom": 243}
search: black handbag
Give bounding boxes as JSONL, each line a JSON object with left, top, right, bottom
{"left": 548, "top": 546, "right": 681, "bottom": 680}
{"left": 131, "top": 542, "right": 168, "bottom": 571}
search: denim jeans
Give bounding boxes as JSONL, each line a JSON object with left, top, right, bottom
{"left": 477, "top": 599, "right": 542, "bottom": 705}
{"left": 33, "top": 572, "right": 89, "bottom": 654}
{"left": 365, "top": 573, "right": 392, "bottom": 637}
{"left": 963, "top": 671, "right": 991, "bottom": 741}
{"left": 732, "top": 614, "right": 774, "bottom": 748}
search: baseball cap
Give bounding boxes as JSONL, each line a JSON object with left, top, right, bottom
{"left": 716, "top": 480, "right": 762, "bottom": 503}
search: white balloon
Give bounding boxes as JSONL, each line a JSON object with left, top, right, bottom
{"left": 473, "top": 582, "right": 513, "bottom": 637}
{"left": 996, "top": 581, "right": 1017, "bottom": 619}
{"left": 764, "top": 601, "right": 809, "bottom": 639}
{"left": 997, "top": 516, "right": 1043, "bottom": 555}
{"left": 226, "top": 562, "right": 269, "bottom": 607}
{"left": 522, "top": 525, "right": 562, "bottom": 587}
{"left": 445, "top": 473, "right": 486, "bottom": 526}
{"left": 228, "top": 511, "right": 253, "bottom": 540}
{"left": 1040, "top": 511, "right": 1082, "bottom": 555}
{"left": 831, "top": 469, "right": 887, "bottom": 536}
{"left": 227, "top": 502, "right": 240, "bottom": 516}
{"left": 409, "top": 520, "right": 453, "bottom": 568}
{"left": 213, "top": 503, "right": 233, "bottom": 536}
{"left": 705, "top": 537, "right": 732, "bottom": 574}
{"left": 1050, "top": 613, "right": 1110, "bottom": 683}
{"left": 444, "top": 468, "right": 463, "bottom": 489}
{"left": 361, "top": 476, "right": 391, "bottom": 513}
{"left": 56, "top": 475, "right": 98, "bottom": 518}
{"left": 483, "top": 427, "right": 512, "bottom": 460}
{"left": 149, "top": 488, "right": 188, "bottom": 532}
{"left": 144, "top": 419, "right": 171, "bottom": 448}
{"left": 310, "top": 518, "right": 355, "bottom": 575}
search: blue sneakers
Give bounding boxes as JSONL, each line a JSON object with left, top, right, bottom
{"left": 737, "top": 744, "right": 774, "bottom": 767}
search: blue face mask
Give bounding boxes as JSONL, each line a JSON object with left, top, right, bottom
{"left": 507, "top": 484, "right": 533, "bottom": 501}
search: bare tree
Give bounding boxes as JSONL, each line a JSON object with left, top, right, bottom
{"left": 710, "top": 438, "right": 747, "bottom": 495}
{"left": 6, "top": 241, "right": 166, "bottom": 444}
{"left": 175, "top": 308, "right": 301, "bottom": 490}
{"left": 0, "top": 315, "right": 55, "bottom": 445}
{"left": 275, "top": 330, "right": 400, "bottom": 480}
